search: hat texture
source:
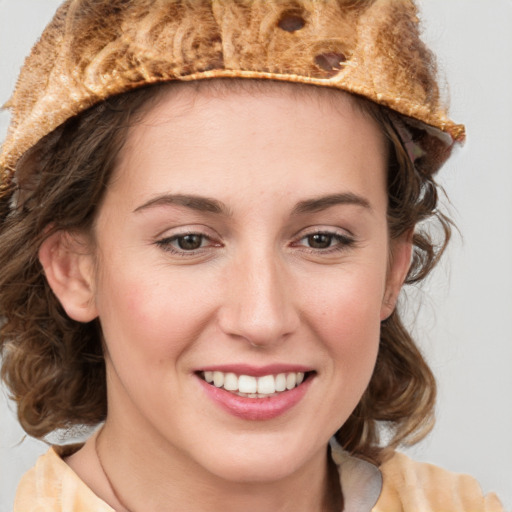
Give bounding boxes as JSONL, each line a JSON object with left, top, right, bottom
{"left": 0, "top": 0, "right": 465, "bottom": 193}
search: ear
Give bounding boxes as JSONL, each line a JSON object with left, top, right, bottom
{"left": 38, "top": 230, "right": 98, "bottom": 323}
{"left": 380, "top": 231, "right": 413, "bottom": 321}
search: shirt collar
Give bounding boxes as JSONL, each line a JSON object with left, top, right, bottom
{"left": 329, "top": 438, "right": 383, "bottom": 512}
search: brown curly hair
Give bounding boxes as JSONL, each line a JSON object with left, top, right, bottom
{"left": 0, "top": 79, "right": 450, "bottom": 463}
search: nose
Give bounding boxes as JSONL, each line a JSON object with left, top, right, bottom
{"left": 217, "top": 251, "right": 300, "bottom": 347}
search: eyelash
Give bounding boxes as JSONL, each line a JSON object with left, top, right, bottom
{"left": 155, "top": 229, "right": 355, "bottom": 256}
{"left": 292, "top": 230, "right": 356, "bottom": 254}
{"left": 155, "top": 232, "right": 219, "bottom": 255}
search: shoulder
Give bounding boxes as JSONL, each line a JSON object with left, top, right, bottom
{"left": 374, "top": 451, "right": 504, "bottom": 512}
{"left": 14, "top": 446, "right": 114, "bottom": 512}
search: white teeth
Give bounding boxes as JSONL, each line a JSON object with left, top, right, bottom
{"left": 213, "top": 371, "right": 224, "bottom": 387}
{"left": 202, "top": 370, "right": 309, "bottom": 397}
{"left": 238, "top": 375, "right": 257, "bottom": 394}
{"left": 223, "top": 372, "right": 238, "bottom": 391}
{"left": 275, "top": 373, "right": 287, "bottom": 392}
{"left": 257, "top": 375, "right": 275, "bottom": 394}
{"left": 286, "top": 373, "right": 297, "bottom": 390}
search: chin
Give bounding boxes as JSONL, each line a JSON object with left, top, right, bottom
{"left": 185, "top": 430, "right": 325, "bottom": 484}
{"left": 202, "top": 454, "right": 306, "bottom": 484}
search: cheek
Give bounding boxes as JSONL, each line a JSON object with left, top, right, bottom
{"left": 301, "top": 266, "right": 385, "bottom": 381}
{"left": 324, "top": 288, "right": 381, "bottom": 367}
{"left": 305, "top": 265, "right": 385, "bottom": 334}
{"left": 95, "top": 264, "right": 207, "bottom": 367}
{"left": 292, "top": 269, "right": 383, "bottom": 432}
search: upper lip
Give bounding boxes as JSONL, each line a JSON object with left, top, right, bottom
{"left": 195, "top": 364, "right": 314, "bottom": 377}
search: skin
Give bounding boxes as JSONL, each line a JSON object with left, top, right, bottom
{"left": 39, "top": 83, "right": 412, "bottom": 512}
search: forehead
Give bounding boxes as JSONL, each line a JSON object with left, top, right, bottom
{"left": 133, "top": 79, "right": 379, "bottom": 130}
{"left": 110, "top": 81, "right": 388, "bottom": 212}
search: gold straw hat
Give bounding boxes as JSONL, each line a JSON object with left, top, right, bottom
{"left": 0, "top": 0, "right": 465, "bottom": 195}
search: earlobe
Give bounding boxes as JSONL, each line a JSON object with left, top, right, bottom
{"left": 38, "top": 230, "right": 98, "bottom": 323}
{"left": 380, "top": 232, "right": 413, "bottom": 321}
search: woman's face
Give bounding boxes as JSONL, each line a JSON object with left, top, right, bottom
{"left": 65, "top": 85, "right": 410, "bottom": 482}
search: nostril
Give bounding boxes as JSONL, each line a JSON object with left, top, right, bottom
{"left": 314, "top": 52, "right": 347, "bottom": 76}
{"left": 278, "top": 11, "right": 306, "bottom": 32}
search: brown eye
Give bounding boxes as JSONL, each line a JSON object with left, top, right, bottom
{"left": 307, "top": 234, "right": 334, "bottom": 249}
{"left": 177, "top": 234, "right": 204, "bottom": 250}
{"left": 295, "top": 231, "right": 356, "bottom": 253}
{"left": 156, "top": 232, "right": 222, "bottom": 256}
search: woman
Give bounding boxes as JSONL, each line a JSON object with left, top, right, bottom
{"left": 0, "top": 1, "right": 504, "bottom": 510}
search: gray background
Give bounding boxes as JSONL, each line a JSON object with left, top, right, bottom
{"left": 1, "top": 0, "right": 511, "bottom": 510}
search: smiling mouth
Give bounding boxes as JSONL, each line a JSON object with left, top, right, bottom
{"left": 198, "top": 371, "right": 314, "bottom": 398}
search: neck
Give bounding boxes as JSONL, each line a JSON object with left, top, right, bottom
{"left": 90, "top": 418, "right": 340, "bottom": 512}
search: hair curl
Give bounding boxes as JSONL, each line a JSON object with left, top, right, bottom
{"left": 0, "top": 79, "right": 451, "bottom": 463}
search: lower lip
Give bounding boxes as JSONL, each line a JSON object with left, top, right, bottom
{"left": 197, "top": 375, "right": 313, "bottom": 421}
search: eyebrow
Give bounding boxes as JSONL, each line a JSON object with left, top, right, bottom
{"left": 133, "top": 194, "right": 230, "bottom": 215}
{"left": 133, "top": 191, "right": 372, "bottom": 216}
{"left": 291, "top": 193, "right": 372, "bottom": 215}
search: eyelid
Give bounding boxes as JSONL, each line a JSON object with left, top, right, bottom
{"left": 154, "top": 226, "right": 223, "bottom": 256}
{"left": 292, "top": 225, "right": 355, "bottom": 242}
{"left": 154, "top": 223, "right": 219, "bottom": 239}
{"left": 290, "top": 227, "right": 357, "bottom": 253}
